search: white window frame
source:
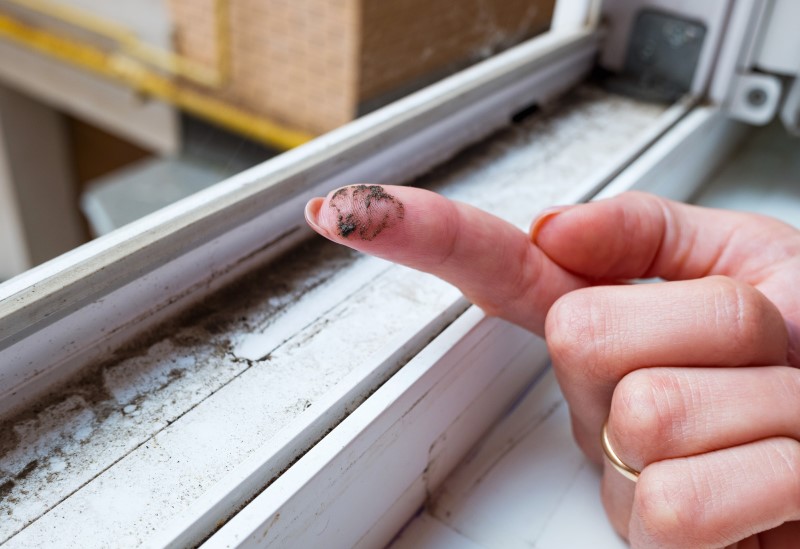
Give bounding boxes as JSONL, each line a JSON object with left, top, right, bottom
{"left": 0, "top": 0, "right": 763, "bottom": 545}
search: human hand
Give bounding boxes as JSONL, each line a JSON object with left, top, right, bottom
{"left": 305, "top": 185, "right": 800, "bottom": 548}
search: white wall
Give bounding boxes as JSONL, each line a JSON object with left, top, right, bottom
{"left": 0, "top": 84, "right": 85, "bottom": 279}
{"left": 0, "top": 120, "right": 30, "bottom": 280}
{"left": 59, "top": 0, "right": 173, "bottom": 47}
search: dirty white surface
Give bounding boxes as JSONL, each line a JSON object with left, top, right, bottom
{"left": 424, "top": 88, "right": 665, "bottom": 226}
{"left": 692, "top": 121, "right": 800, "bottom": 229}
{"left": 0, "top": 86, "right": 667, "bottom": 547}
{"left": 388, "top": 121, "right": 800, "bottom": 549}
{"left": 2, "top": 253, "right": 461, "bottom": 547}
{"left": 389, "top": 370, "right": 627, "bottom": 549}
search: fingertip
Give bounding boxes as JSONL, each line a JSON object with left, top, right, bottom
{"left": 529, "top": 205, "right": 573, "bottom": 244}
{"left": 304, "top": 197, "right": 328, "bottom": 237}
{"left": 312, "top": 184, "right": 407, "bottom": 244}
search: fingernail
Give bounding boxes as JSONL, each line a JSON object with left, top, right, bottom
{"left": 304, "top": 197, "right": 327, "bottom": 236}
{"left": 529, "top": 205, "right": 571, "bottom": 244}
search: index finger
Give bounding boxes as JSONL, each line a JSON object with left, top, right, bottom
{"left": 305, "top": 184, "right": 586, "bottom": 334}
{"left": 533, "top": 191, "right": 800, "bottom": 364}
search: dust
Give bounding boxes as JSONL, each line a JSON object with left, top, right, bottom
{"left": 0, "top": 480, "right": 14, "bottom": 501}
{"left": 16, "top": 460, "right": 37, "bottom": 480}
{"left": 0, "top": 238, "right": 358, "bottom": 538}
{"left": 0, "top": 84, "right": 668, "bottom": 542}
{"left": 0, "top": 459, "right": 37, "bottom": 506}
{"left": 329, "top": 185, "right": 405, "bottom": 240}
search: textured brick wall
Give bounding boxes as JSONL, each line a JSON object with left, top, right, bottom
{"left": 168, "top": 0, "right": 218, "bottom": 68}
{"left": 168, "top": 0, "right": 358, "bottom": 135}
{"left": 167, "top": 0, "right": 554, "bottom": 137}
{"left": 359, "top": 0, "right": 556, "bottom": 105}
{"left": 229, "top": 0, "right": 359, "bottom": 134}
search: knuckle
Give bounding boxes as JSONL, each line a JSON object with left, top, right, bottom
{"left": 610, "top": 369, "right": 683, "bottom": 465}
{"left": 762, "top": 438, "right": 800, "bottom": 511}
{"left": 546, "top": 289, "right": 602, "bottom": 374}
{"left": 707, "top": 276, "right": 786, "bottom": 361}
{"left": 774, "top": 366, "right": 800, "bottom": 405}
{"left": 633, "top": 465, "right": 705, "bottom": 547}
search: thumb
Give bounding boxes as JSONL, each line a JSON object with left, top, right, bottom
{"left": 305, "top": 184, "right": 586, "bottom": 335}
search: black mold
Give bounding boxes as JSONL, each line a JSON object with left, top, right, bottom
{"left": 329, "top": 185, "right": 405, "bottom": 241}
{"left": 16, "top": 460, "right": 37, "bottom": 480}
{"left": 0, "top": 479, "right": 14, "bottom": 501}
{"left": 337, "top": 213, "right": 358, "bottom": 238}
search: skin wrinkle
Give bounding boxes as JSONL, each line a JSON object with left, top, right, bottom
{"left": 617, "top": 373, "right": 649, "bottom": 426}
{"left": 654, "top": 372, "right": 679, "bottom": 448}
{"left": 614, "top": 204, "right": 643, "bottom": 279}
{"left": 635, "top": 464, "right": 701, "bottom": 547}
{"left": 757, "top": 266, "right": 800, "bottom": 366}
{"left": 481, "top": 225, "right": 536, "bottom": 318}
{"left": 641, "top": 200, "right": 667, "bottom": 278}
{"left": 607, "top": 196, "right": 662, "bottom": 281}
{"left": 767, "top": 440, "right": 799, "bottom": 480}
{"left": 434, "top": 202, "right": 461, "bottom": 269}
{"left": 649, "top": 197, "right": 689, "bottom": 280}
{"left": 715, "top": 280, "right": 745, "bottom": 353}
{"left": 613, "top": 291, "right": 640, "bottom": 359}
{"left": 619, "top": 372, "right": 664, "bottom": 467}
{"left": 689, "top": 373, "right": 716, "bottom": 444}
{"left": 775, "top": 368, "right": 800, "bottom": 418}
{"left": 687, "top": 368, "right": 800, "bottom": 453}
{"left": 765, "top": 439, "right": 800, "bottom": 518}
{"left": 685, "top": 456, "right": 717, "bottom": 541}
{"left": 695, "top": 213, "right": 736, "bottom": 280}
{"left": 717, "top": 445, "right": 784, "bottom": 541}
{"left": 657, "top": 372, "right": 681, "bottom": 446}
{"left": 728, "top": 218, "right": 800, "bottom": 284}
{"left": 585, "top": 293, "right": 611, "bottom": 381}
{"left": 731, "top": 282, "right": 748, "bottom": 341}
{"left": 649, "top": 197, "right": 760, "bottom": 284}
{"left": 596, "top": 293, "right": 617, "bottom": 367}
{"left": 548, "top": 294, "right": 592, "bottom": 365}
{"left": 617, "top": 370, "right": 683, "bottom": 466}
{"left": 501, "top": 243, "right": 545, "bottom": 325}
{"left": 627, "top": 367, "right": 800, "bottom": 467}
{"left": 699, "top": 283, "right": 715, "bottom": 336}
{"left": 710, "top": 279, "right": 785, "bottom": 366}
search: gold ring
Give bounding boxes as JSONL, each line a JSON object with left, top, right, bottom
{"left": 602, "top": 420, "right": 640, "bottom": 482}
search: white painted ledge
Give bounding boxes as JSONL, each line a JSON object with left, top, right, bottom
{"left": 390, "top": 370, "right": 626, "bottom": 549}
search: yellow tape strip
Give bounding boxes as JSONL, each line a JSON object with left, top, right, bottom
{"left": 0, "top": 11, "right": 313, "bottom": 150}
{"left": 4, "top": 0, "right": 228, "bottom": 87}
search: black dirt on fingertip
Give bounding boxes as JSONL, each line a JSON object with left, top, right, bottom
{"left": 329, "top": 185, "right": 405, "bottom": 241}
